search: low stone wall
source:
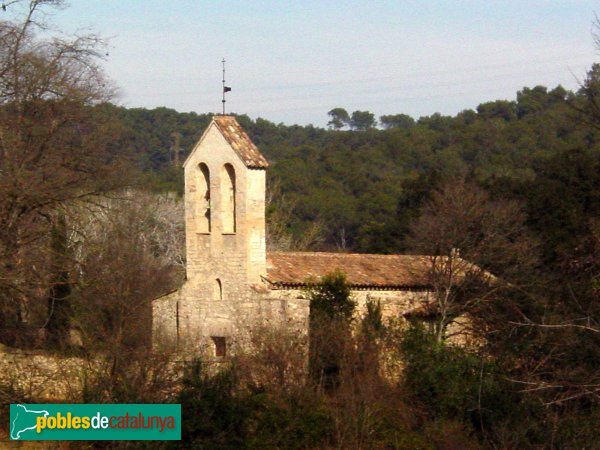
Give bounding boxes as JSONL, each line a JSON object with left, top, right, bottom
{"left": 0, "top": 349, "right": 87, "bottom": 402}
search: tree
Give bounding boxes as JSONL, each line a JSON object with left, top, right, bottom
{"left": 379, "top": 113, "right": 415, "bottom": 129}
{"left": 417, "top": 112, "right": 453, "bottom": 132}
{"left": 405, "top": 178, "right": 539, "bottom": 343}
{"left": 581, "top": 20, "right": 600, "bottom": 130}
{"left": 574, "top": 63, "right": 600, "bottom": 130}
{"left": 350, "top": 110, "right": 376, "bottom": 131}
{"left": 71, "top": 195, "right": 178, "bottom": 402}
{"left": 265, "top": 179, "right": 323, "bottom": 252}
{"left": 327, "top": 107, "right": 350, "bottom": 130}
{"left": 0, "top": 0, "right": 130, "bottom": 346}
{"left": 307, "top": 271, "right": 355, "bottom": 389}
{"left": 476, "top": 100, "right": 517, "bottom": 122}
{"left": 516, "top": 85, "right": 553, "bottom": 118}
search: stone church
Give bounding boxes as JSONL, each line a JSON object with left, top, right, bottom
{"left": 152, "top": 115, "right": 435, "bottom": 356}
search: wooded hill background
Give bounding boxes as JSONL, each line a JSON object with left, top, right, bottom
{"left": 116, "top": 79, "right": 600, "bottom": 263}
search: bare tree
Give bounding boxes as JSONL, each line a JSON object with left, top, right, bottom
{"left": 69, "top": 197, "right": 179, "bottom": 401}
{"left": 69, "top": 191, "right": 186, "bottom": 273}
{"left": 405, "top": 178, "right": 540, "bottom": 343}
{"left": 502, "top": 218, "right": 600, "bottom": 407}
{"left": 232, "top": 324, "right": 308, "bottom": 395}
{"left": 0, "top": 0, "right": 130, "bottom": 344}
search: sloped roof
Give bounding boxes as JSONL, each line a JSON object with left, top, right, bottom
{"left": 265, "top": 252, "right": 435, "bottom": 289}
{"left": 212, "top": 115, "right": 269, "bottom": 169}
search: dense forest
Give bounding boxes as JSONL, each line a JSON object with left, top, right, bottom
{"left": 114, "top": 78, "right": 600, "bottom": 261}
{"left": 3, "top": 1, "right": 600, "bottom": 448}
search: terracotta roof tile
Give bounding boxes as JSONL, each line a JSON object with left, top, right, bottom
{"left": 265, "top": 252, "right": 434, "bottom": 289}
{"left": 213, "top": 115, "right": 269, "bottom": 169}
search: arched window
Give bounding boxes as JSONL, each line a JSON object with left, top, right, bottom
{"left": 197, "top": 163, "right": 211, "bottom": 233}
{"left": 221, "top": 164, "right": 236, "bottom": 233}
{"left": 215, "top": 278, "right": 223, "bottom": 301}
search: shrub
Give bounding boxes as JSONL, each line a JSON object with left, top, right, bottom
{"left": 307, "top": 271, "right": 355, "bottom": 389}
{"left": 173, "top": 360, "right": 333, "bottom": 450}
{"left": 400, "top": 323, "right": 522, "bottom": 433}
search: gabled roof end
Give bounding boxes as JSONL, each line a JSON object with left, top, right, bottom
{"left": 183, "top": 115, "right": 269, "bottom": 169}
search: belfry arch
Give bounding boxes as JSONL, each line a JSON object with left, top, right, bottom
{"left": 197, "top": 163, "right": 211, "bottom": 233}
{"left": 221, "top": 163, "right": 236, "bottom": 233}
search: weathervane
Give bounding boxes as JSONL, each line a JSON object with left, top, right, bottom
{"left": 222, "top": 58, "right": 231, "bottom": 115}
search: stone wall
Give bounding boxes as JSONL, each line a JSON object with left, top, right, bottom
{"left": 160, "top": 120, "right": 273, "bottom": 356}
{"left": 153, "top": 283, "right": 433, "bottom": 356}
{"left": 263, "top": 286, "right": 432, "bottom": 321}
{"left": 0, "top": 349, "right": 86, "bottom": 402}
{"left": 184, "top": 123, "right": 266, "bottom": 285}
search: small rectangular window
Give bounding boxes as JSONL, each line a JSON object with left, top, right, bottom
{"left": 211, "top": 336, "right": 227, "bottom": 357}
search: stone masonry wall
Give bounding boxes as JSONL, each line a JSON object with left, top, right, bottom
{"left": 155, "top": 120, "right": 271, "bottom": 355}
{"left": 153, "top": 284, "right": 432, "bottom": 355}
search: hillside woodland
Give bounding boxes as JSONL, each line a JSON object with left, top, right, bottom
{"left": 2, "top": 1, "right": 600, "bottom": 448}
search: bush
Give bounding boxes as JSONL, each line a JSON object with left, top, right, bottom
{"left": 173, "top": 360, "right": 333, "bottom": 450}
{"left": 400, "top": 323, "right": 522, "bottom": 433}
{"left": 307, "top": 271, "right": 355, "bottom": 389}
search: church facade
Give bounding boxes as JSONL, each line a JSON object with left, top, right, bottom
{"left": 152, "top": 116, "right": 435, "bottom": 357}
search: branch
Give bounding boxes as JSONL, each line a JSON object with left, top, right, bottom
{"left": 509, "top": 321, "right": 600, "bottom": 334}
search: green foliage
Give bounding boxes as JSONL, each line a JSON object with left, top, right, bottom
{"left": 307, "top": 271, "right": 355, "bottom": 389}
{"left": 142, "top": 165, "right": 185, "bottom": 196}
{"left": 550, "top": 408, "right": 600, "bottom": 448}
{"left": 400, "top": 324, "right": 525, "bottom": 431}
{"left": 109, "top": 80, "right": 593, "bottom": 254}
{"left": 6, "top": 2, "right": 600, "bottom": 447}
{"left": 523, "top": 147, "right": 600, "bottom": 262}
{"left": 361, "top": 297, "right": 384, "bottom": 337}
{"left": 307, "top": 271, "right": 355, "bottom": 322}
{"left": 173, "top": 360, "right": 333, "bottom": 450}
{"left": 380, "top": 113, "right": 416, "bottom": 129}
{"left": 350, "top": 110, "right": 377, "bottom": 130}
{"left": 327, "top": 107, "right": 350, "bottom": 129}
{"left": 476, "top": 100, "right": 517, "bottom": 121}
{"left": 177, "top": 363, "right": 247, "bottom": 449}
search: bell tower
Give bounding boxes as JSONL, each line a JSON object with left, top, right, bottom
{"left": 182, "top": 115, "right": 269, "bottom": 287}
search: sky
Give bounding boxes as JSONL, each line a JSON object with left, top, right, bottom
{"left": 13, "top": 0, "right": 600, "bottom": 126}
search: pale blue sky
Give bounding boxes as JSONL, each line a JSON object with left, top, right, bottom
{"left": 18, "top": 1, "right": 600, "bottom": 125}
